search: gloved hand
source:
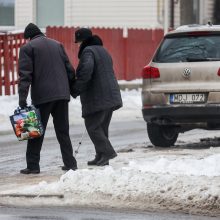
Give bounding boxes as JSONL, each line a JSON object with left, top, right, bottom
{"left": 19, "top": 99, "right": 27, "bottom": 109}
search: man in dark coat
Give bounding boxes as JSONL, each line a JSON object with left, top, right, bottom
{"left": 18, "top": 23, "right": 77, "bottom": 174}
{"left": 73, "top": 28, "right": 123, "bottom": 166}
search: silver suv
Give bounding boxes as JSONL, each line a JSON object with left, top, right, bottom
{"left": 142, "top": 24, "right": 220, "bottom": 147}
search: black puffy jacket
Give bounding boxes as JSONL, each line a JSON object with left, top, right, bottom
{"left": 18, "top": 34, "right": 75, "bottom": 105}
{"left": 73, "top": 35, "right": 122, "bottom": 118}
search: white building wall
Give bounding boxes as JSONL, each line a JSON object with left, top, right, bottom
{"left": 13, "top": 0, "right": 215, "bottom": 30}
{"left": 64, "top": 0, "right": 161, "bottom": 29}
{"left": 15, "top": 0, "right": 36, "bottom": 28}
{"left": 156, "top": 0, "right": 180, "bottom": 29}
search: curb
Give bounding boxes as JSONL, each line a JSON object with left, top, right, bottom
{"left": 0, "top": 194, "right": 64, "bottom": 199}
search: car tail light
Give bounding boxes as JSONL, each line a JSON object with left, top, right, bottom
{"left": 217, "top": 68, "right": 220, "bottom": 76}
{"left": 142, "top": 66, "right": 160, "bottom": 79}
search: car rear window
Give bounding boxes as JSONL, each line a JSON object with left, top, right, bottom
{"left": 153, "top": 34, "right": 220, "bottom": 63}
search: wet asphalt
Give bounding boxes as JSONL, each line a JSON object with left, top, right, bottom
{"left": 0, "top": 206, "right": 219, "bottom": 220}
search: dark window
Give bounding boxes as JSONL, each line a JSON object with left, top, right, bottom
{"left": 0, "top": 0, "right": 15, "bottom": 26}
{"left": 180, "top": 0, "right": 200, "bottom": 25}
{"left": 153, "top": 34, "right": 220, "bottom": 63}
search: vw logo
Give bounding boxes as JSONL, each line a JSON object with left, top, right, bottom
{"left": 183, "top": 68, "right": 191, "bottom": 78}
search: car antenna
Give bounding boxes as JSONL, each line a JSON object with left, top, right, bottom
{"left": 207, "top": 21, "right": 213, "bottom": 26}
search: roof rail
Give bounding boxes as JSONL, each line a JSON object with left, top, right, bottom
{"left": 175, "top": 24, "right": 202, "bottom": 30}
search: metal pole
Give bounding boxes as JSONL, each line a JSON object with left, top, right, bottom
{"left": 123, "top": 27, "right": 128, "bottom": 80}
{"left": 164, "top": 0, "right": 169, "bottom": 35}
{"left": 3, "top": 34, "right": 10, "bottom": 95}
{"left": 170, "top": 0, "right": 174, "bottom": 29}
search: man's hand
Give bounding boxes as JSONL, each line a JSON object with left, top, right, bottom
{"left": 19, "top": 99, "right": 27, "bottom": 109}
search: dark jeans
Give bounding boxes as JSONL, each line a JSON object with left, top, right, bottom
{"left": 84, "top": 109, "right": 116, "bottom": 157}
{"left": 26, "top": 100, "right": 77, "bottom": 170}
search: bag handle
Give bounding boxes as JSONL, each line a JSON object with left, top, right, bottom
{"left": 14, "top": 105, "right": 35, "bottom": 115}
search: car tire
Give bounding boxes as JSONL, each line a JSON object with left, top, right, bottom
{"left": 147, "top": 123, "right": 178, "bottom": 147}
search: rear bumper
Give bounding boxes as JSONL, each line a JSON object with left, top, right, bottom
{"left": 142, "top": 105, "right": 220, "bottom": 124}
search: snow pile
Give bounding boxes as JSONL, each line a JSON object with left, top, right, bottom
{"left": 0, "top": 89, "right": 142, "bottom": 132}
{"left": 129, "top": 154, "right": 220, "bottom": 177}
{"left": 118, "top": 79, "right": 142, "bottom": 85}
{"left": 2, "top": 154, "right": 220, "bottom": 214}
{"left": 13, "top": 154, "right": 220, "bottom": 194}
{"left": 0, "top": 95, "right": 18, "bottom": 131}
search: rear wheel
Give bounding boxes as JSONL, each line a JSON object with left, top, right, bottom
{"left": 147, "top": 123, "right": 178, "bottom": 147}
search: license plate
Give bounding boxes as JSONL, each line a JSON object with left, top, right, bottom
{"left": 170, "top": 93, "right": 206, "bottom": 104}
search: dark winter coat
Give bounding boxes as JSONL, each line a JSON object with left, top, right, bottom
{"left": 73, "top": 35, "right": 123, "bottom": 118}
{"left": 18, "top": 34, "right": 75, "bottom": 106}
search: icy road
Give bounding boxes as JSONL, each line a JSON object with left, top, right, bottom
{"left": 1, "top": 91, "right": 220, "bottom": 216}
{"left": 1, "top": 118, "right": 220, "bottom": 217}
{"left": 0, "top": 206, "right": 219, "bottom": 220}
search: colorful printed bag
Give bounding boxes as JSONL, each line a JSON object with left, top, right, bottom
{"left": 10, "top": 106, "right": 44, "bottom": 141}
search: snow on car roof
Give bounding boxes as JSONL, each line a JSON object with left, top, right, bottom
{"left": 166, "top": 24, "right": 220, "bottom": 36}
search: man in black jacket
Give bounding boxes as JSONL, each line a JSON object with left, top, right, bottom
{"left": 18, "top": 23, "right": 77, "bottom": 174}
{"left": 73, "top": 28, "right": 123, "bottom": 166}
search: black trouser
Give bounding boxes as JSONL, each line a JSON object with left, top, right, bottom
{"left": 26, "top": 100, "right": 77, "bottom": 170}
{"left": 84, "top": 109, "right": 116, "bottom": 157}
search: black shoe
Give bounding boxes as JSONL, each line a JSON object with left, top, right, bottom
{"left": 96, "top": 152, "right": 117, "bottom": 166}
{"left": 61, "top": 166, "right": 77, "bottom": 171}
{"left": 20, "top": 168, "right": 40, "bottom": 174}
{"left": 87, "top": 154, "right": 102, "bottom": 166}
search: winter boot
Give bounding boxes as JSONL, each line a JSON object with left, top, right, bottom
{"left": 96, "top": 152, "right": 117, "bottom": 166}
{"left": 61, "top": 166, "right": 77, "bottom": 171}
{"left": 20, "top": 168, "right": 40, "bottom": 174}
{"left": 87, "top": 154, "right": 103, "bottom": 166}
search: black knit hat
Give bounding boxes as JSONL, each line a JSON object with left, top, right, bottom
{"left": 24, "top": 23, "right": 43, "bottom": 39}
{"left": 75, "top": 28, "right": 92, "bottom": 43}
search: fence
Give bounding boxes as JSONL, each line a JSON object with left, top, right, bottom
{"left": 0, "top": 33, "right": 26, "bottom": 95}
{"left": 47, "top": 27, "right": 164, "bottom": 80}
{"left": 0, "top": 27, "right": 164, "bottom": 96}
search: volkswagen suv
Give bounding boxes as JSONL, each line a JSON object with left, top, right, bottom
{"left": 142, "top": 24, "right": 220, "bottom": 147}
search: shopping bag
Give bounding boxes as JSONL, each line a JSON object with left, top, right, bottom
{"left": 10, "top": 106, "right": 44, "bottom": 141}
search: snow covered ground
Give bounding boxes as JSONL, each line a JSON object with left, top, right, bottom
{"left": 1, "top": 88, "right": 220, "bottom": 216}
{"left": 0, "top": 88, "right": 142, "bottom": 132}
{"left": 1, "top": 146, "right": 220, "bottom": 216}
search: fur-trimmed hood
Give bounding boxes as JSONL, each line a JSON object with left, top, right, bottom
{"left": 78, "top": 35, "right": 103, "bottom": 58}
